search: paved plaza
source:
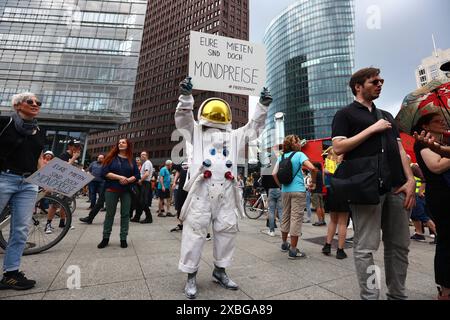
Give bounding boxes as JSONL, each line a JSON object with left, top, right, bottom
{"left": 0, "top": 197, "right": 437, "bottom": 300}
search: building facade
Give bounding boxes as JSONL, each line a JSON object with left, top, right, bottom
{"left": 88, "top": 0, "right": 250, "bottom": 166}
{"left": 0, "top": 0, "right": 146, "bottom": 156}
{"left": 416, "top": 48, "right": 450, "bottom": 87}
{"left": 263, "top": 0, "right": 355, "bottom": 142}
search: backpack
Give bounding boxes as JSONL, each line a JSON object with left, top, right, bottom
{"left": 277, "top": 152, "right": 301, "bottom": 185}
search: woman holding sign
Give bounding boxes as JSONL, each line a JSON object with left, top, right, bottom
{"left": 0, "top": 92, "right": 44, "bottom": 290}
{"left": 98, "top": 139, "right": 140, "bottom": 249}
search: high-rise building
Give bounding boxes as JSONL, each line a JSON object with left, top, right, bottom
{"left": 88, "top": 0, "right": 250, "bottom": 165}
{"left": 263, "top": 0, "right": 355, "bottom": 142}
{"left": 0, "top": 0, "right": 147, "bottom": 156}
{"left": 416, "top": 48, "right": 450, "bottom": 87}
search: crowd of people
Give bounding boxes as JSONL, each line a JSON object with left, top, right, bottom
{"left": 0, "top": 65, "right": 449, "bottom": 301}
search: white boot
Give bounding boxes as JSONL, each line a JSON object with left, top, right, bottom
{"left": 184, "top": 272, "right": 198, "bottom": 299}
{"left": 212, "top": 266, "right": 238, "bottom": 290}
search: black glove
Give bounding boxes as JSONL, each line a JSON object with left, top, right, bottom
{"left": 259, "top": 87, "right": 273, "bottom": 106}
{"left": 179, "top": 76, "right": 193, "bottom": 95}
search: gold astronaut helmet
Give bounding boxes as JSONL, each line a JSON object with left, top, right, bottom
{"left": 199, "top": 98, "right": 232, "bottom": 125}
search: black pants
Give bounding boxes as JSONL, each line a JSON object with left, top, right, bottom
{"left": 135, "top": 181, "right": 152, "bottom": 220}
{"left": 87, "top": 184, "right": 106, "bottom": 221}
{"left": 434, "top": 206, "right": 450, "bottom": 288}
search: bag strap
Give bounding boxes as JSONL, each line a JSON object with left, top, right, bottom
{"left": 375, "top": 109, "right": 387, "bottom": 190}
{"left": 288, "top": 151, "right": 302, "bottom": 179}
{"left": 0, "top": 118, "right": 26, "bottom": 167}
{"left": 0, "top": 117, "right": 13, "bottom": 138}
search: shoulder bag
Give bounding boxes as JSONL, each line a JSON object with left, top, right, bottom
{"left": 330, "top": 109, "right": 391, "bottom": 205}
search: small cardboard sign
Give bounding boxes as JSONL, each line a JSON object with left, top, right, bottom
{"left": 25, "top": 158, "right": 94, "bottom": 197}
{"left": 189, "top": 31, "right": 266, "bottom": 96}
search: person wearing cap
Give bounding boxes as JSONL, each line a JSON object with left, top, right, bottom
{"left": 0, "top": 92, "right": 44, "bottom": 290}
{"left": 157, "top": 160, "right": 174, "bottom": 217}
{"left": 44, "top": 139, "right": 82, "bottom": 233}
{"left": 42, "top": 151, "right": 54, "bottom": 165}
{"left": 60, "top": 139, "right": 82, "bottom": 165}
{"left": 175, "top": 76, "right": 272, "bottom": 299}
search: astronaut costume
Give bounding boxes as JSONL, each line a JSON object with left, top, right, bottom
{"left": 175, "top": 77, "right": 272, "bottom": 299}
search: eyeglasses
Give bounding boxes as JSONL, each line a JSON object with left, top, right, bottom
{"left": 369, "top": 79, "right": 384, "bottom": 86}
{"left": 25, "top": 99, "right": 42, "bottom": 107}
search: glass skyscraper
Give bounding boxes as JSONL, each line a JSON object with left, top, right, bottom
{"left": 263, "top": 0, "right": 355, "bottom": 142}
{"left": 0, "top": 0, "right": 146, "bottom": 137}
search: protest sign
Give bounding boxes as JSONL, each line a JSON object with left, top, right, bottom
{"left": 189, "top": 31, "right": 266, "bottom": 96}
{"left": 25, "top": 158, "right": 94, "bottom": 197}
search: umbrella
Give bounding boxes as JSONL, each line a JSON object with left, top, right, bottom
{"left": 395, "top": 78, "right": 450, "bottom": 134}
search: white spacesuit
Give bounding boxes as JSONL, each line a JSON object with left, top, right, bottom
{"left": 175, "top": 77, "right": 272, "bottom": 299}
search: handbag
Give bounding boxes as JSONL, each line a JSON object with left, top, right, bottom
{"left": 330, "top": 109, "right": 391, "bottom": 205}
{"left": 129, "top": 183, "right": 138, "bottom": 196}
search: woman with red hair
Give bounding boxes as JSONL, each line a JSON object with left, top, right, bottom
{"left": 98, "top": 139, "right": 140, "bottom": 249}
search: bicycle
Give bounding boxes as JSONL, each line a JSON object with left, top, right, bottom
{"left": 55, "top": 192, "right": 76, "bottom": 213}
{"left": 243, "top": 187, "right": 268, "bottom": 219}
{"left": 0, "top": 189, "right": 72, "bottom": 255}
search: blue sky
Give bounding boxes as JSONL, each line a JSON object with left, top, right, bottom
{"left": 249, "top": 0, "right": 450, "bottom": 117}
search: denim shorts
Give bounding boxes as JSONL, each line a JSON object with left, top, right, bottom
{"left": 410, "top": 196, "right": 430, "bottom": 222}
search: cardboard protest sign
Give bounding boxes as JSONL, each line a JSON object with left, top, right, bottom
{"left": 25, "top": 158, "right": 94, "bottom": 197}
{"left": 189, "top": 31, "right": 266, "bottom": 96}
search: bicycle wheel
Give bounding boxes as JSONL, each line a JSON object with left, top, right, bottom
{"left": 66, "top": 196, "right": 76, "bottom": 213}
{"left": 243, "top": 197, "right": 265, "bottom": 219}
{"left": 55, "top": 193, "right": 76, "bottom": 214}
{"left": 0, "top": 194, "right": 72, "bottom": 255}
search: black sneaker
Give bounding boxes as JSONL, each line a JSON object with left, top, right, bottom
{"left": 410, "top": 233, "right": 426, "bottom": 242}
{"left": 336, "top": 248, "right": 347, "bottom": 260}
{"left": 345, "top": 237, "right": 354, "bottom": 244}
{"left": 288, "top": 248, "right": 307, "bottom": 259}
{"left": 79, "top": 217, "right": 92, "bottom": 224}
{"left": 0, "top": 271, "right": 36, "bottom": 290}
{"left": 130, "top": 217, "right": 140, "bottom": 223}
{"left": 59, "top": 219, "right": 66, "bottom": 228}
{"left": 140, "top": 218, "right": 153, "bottom": 224}
{"left": 170, "top": 224, "right": 183, "bottom": 232}
{"left": 280, "top": 242, "right": 291, "bottom": 252}
{"left": 322, "top": 243, "right": 331, "bottom": 256}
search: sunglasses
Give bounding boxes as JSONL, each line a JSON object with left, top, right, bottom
{"left": 369, "top": 79, "right": 384, "bottom": 86}
{"left": 25, "top": 99, "right": 42, "bottom": 107}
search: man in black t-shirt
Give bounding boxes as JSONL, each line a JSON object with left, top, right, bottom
{"left": 59, "top": 139, "right": 81, "bottom": 164}
{"left": 332, "top": 67, "right": 415, "bottom": 300}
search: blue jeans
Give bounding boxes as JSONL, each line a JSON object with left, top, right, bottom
{"left": 305, "top": 190, "right": 312, "bottom": 219}
{"left": 268, "top": 188, "right": 282, "bottom": 232}
{"left": 89, "top": 180, "right": 104, "bottom": 207}
{"left": 0, "top": 172, "right": 38, "bottom": 272}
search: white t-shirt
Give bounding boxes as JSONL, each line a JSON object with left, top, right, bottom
{"left": 140, "top": 160, "right": 154, "bottom": 182}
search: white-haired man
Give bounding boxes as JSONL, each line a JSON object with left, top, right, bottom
{"left": 0, "top": 92, "right": 45, "bottom": 290}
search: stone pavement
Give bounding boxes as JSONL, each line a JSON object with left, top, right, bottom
{"left": 0, "top": 197, "right": 437, "bottom": 300}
